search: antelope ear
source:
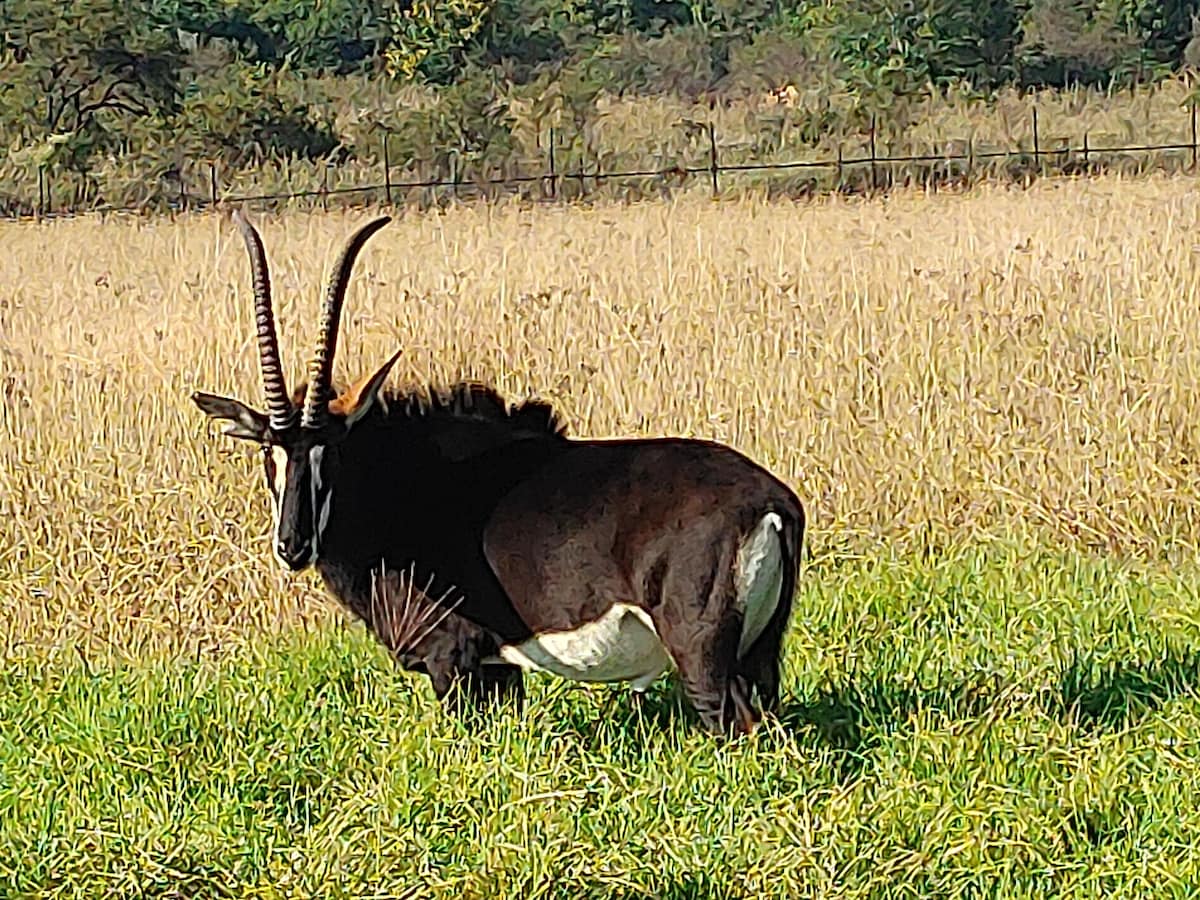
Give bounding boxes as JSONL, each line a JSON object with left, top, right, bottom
{"left": 333, "top": 349, "right": 401, "bottom": 428}
{"left": 191, "top": 391, "right": 272, "bottom": 442}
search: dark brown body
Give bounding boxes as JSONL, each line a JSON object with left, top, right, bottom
{"left": 314, "top": 384, "right": 805, "bottom": 736}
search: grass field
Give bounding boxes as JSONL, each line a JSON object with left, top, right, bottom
{"left": 5, "top": 177, "right": 1200, "bottom": 895}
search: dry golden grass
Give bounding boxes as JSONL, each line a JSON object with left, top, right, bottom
{"left": 4, "top": 174, "right": 1200, "bottom": 658}
{"left": 591, "top": 76, "right": 1200, "bottom": 158}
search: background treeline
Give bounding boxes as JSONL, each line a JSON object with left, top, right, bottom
{"left": 3, "top": 0, "right": 1200, "bottom": 210}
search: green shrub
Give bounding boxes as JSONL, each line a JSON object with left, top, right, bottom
{"left": 788, "top": 0, "right": 1023, "bottom": 95}
{"left": 373, "top": 71, "right": 517, "bottom": 179}
{"left": 383, "top": 0, "right": 495, "bottom": 84}
{"left": 587, "top": 26, "right": 719, "bottom": 98}
{"left": 179, "top": 65, "right": 339, "bottom": 164}
{"left": 1017, "top": 1, "right": 1143, "bottom": 87}
{"left": 720, "top": 27, "right": 816, "bottom": 96}
{"left": 149, "top": 0, "right": 392, "bottom": 72}
{"left": 0, "top": 0, "right": 182, "bottom": 177}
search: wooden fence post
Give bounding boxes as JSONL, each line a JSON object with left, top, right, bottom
{"left": 708, "top": 122, "right": 719, "bottom": 197}
{"left": 1191, "top": 101, "right": 1197, "bottom": 172}
{"left": 1032, "top": 103, "right": 1041, "bottom": 176}
{"left": 869, "top": 115, "right": 878, "bottom": 192}
{"left": 548, "top": 127, "right": 557, "bottom": 199}
{"left": 382, "top": 131, "right": 392, "bottom": 205}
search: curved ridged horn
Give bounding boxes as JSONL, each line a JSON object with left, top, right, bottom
{"left": 232, "top": 207, "right": 296, "bottom": 431}
{"left": 301, "top": 216, "right": 392, "bottom": 429}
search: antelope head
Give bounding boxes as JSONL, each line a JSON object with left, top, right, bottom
{"left": 192, "top": 209, "right": 398, "bottom": 571}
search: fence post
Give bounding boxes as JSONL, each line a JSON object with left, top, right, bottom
{"left": 1032, "top": 103, "right": 1040, "bottom": 176}
{"left": 708, "top": 122, "right": 719, "bottom": 197}
{"left": 967, "top": 137, "right": 974, "bottom": 185}
{"left": 37, "top": 167, "right": 45, "bottom": 220}
{"left": 869, "top": 115, "right": 878, "bottom": 192}
{"left": 209, "top": 164, "right": 218, "bottom": 207}
{"left": 836, "top": 143, "right": 843, "bottom": 191}
{"left": 1082, "top": 132, "right": 1089, "bottom": 171}
{"left": 179, "top": 161, "right": 187, "bottom": 211}
{"left": 548, "top": 127, "right": 557, "bottom": 200}
{"left": 1191, "top": 101, "right": 1197, "bottom": 172}
{"left": 322, "top": 164, "right": 329, "bottom": 212}
{"left": 382, "top": 131, "right": 392, "bottom": 205}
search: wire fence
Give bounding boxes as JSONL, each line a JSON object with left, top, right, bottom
{"left": 13, "top": 97, "right": 1200, "bottom": 221}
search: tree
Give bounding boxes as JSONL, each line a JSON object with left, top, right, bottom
{"left": 0, "top": 0, "right": 181, "bottom": 171}
{"left": 1120, "top": 0, "right": 1200, "bottom": 68}
{"left": 1016, "top": 1, "right": 1141, "bottom": 87}
{"left": 383, "top": 0, "right": 496, "bottom": 83}
{"left": 148, "top": 0, "right": 393, "bottom": 72}
{"left": 791, "top": 0, "right": 1025, "bottom": 94}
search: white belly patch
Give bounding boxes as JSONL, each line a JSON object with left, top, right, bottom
{"left": 735, "top": 512, "right": 785, "bottom": 658}
{"left": 492, "top": 603, "right": 672, "bottom": 691}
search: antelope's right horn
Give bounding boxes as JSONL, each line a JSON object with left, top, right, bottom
{"left": 232, "top": 207, "right": 296, "bottom": 431}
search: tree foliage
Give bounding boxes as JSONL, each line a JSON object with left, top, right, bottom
{"left": 4, "top": 0, "right": 1200, "bottom": 208}
{"left": 0, "top": 0, "right": 181, "bottom": 171}
{"left": 382, "top": 0, "right": 495, "bottom": 83}
{"left": 148, "top": 0, "right": 392, "bottom": 71}
{"left": 179, "top": 64, "right": 339, "bottom": 165}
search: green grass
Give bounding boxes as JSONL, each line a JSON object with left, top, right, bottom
{"left": 6, "top": 542, "right": 1200, "bottom": 898}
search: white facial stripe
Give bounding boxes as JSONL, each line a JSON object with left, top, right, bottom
{"left": 310, "top": 444, "right": 330, "bottom": 562}
{"left": 269, "top": 445, "right": 289, "bottom": 551}
{"left": 309, "top": 445, "right": 325, "bottom": 490}
{"left": 269, "top": 446, "right": 288, "bottom": 497}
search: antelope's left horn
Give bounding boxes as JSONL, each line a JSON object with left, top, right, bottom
{"left": 301, "top": 216, "right": 392, "bottom": 429}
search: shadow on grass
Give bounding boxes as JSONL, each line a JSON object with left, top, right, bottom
{"left": 1049, "top": 641, "right": 1200, "bottom": 731}
{"left": 775, "top": 670, "right": 1008, "bottom": 780}
{"left": 559, "top": 669, "right": 1008, "bottom": 780}
{"left": 549, "top": 680, "right": 697, "bottom": 748}
{"left": 539, "top": 642, "right": 1200, "bottom": 774}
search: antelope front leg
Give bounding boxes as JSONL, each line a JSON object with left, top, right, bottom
{"left": 429, "top": 660, "right": 525, "bottom": 720}
{"left": 466, "top": 663, "right": 526, "bottom": 711}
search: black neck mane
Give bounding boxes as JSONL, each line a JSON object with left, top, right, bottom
{"left": 289, "top": 377, "right": 569, "bottom": 442}
{"left": 376, "top": 381, "right": 568, "bottom": 441}
{"left": 310, "top": 379, "right": 571, "bottom": 465}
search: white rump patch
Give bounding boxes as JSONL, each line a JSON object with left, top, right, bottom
{"left": 734, "top": 512, "right": 785, "bottom": 658}
{"left": 493, "top": 603, "right": 672, "bottom": 692}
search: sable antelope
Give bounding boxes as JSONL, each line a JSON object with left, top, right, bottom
{"left": 192, "top": 210, "right": 805, "bottom": 737}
